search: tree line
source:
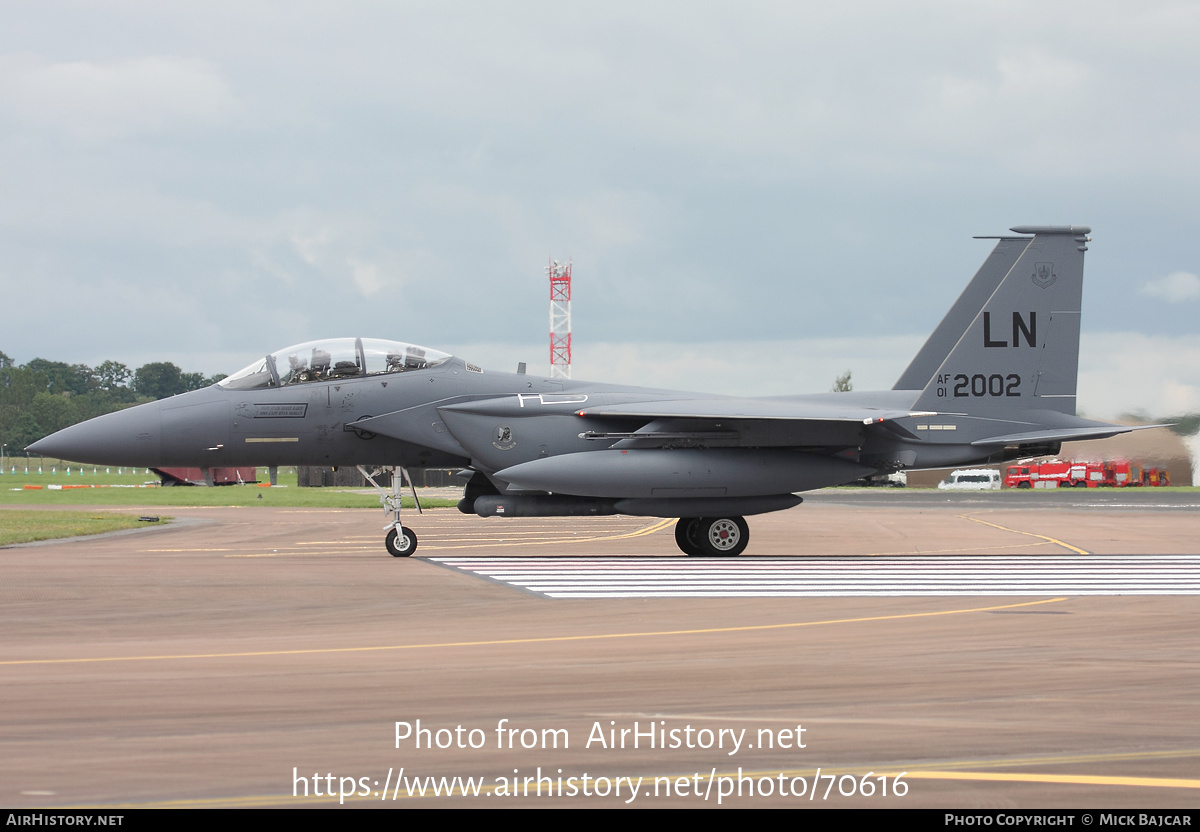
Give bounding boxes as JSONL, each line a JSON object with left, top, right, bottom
{"left": 0, "top": 350, "right": 225, "bottom": 454}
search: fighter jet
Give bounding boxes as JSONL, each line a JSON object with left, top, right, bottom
{"left": 29, "top": 225, "right": 1140, "bottom": 557}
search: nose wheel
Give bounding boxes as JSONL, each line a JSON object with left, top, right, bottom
{"left": 360, "top": 465, "right": 422, "bottom": 557}
{"left": 385, "top": 527, "right": 418, "bottom": 557}
{"left": 674, "top": 516, "right": 749, "bottom": 557}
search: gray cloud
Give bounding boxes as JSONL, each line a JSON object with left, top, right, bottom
{"left": 1142, "top": 271, "right": 1200, "bottom": 302}
{"left": 1, "top": 1, "right": 1197, "bottom": 422}
{"left": 0, "top": 54, "right": 240, "bottom": 140}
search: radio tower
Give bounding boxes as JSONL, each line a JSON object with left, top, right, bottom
{"left": 547, "top": 258, "right": 572, "bottom": 378}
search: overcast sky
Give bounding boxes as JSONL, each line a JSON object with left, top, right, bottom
{"left": 2, "top": 1, "right": 1198, "bottom": 418}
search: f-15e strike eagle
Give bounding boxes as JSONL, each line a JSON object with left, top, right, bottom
{"left": 30, "top": 225, "right": 1138, "bottom": 557}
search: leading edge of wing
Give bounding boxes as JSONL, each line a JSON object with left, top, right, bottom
{"left": 576, "top": 398, "right": 936, "bottom": 425}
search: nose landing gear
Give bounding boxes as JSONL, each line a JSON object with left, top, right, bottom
{"left": 359, "top": 465, "right": 422, "bottom": 557}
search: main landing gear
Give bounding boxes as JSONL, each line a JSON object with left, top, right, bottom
{"left": 359, "top": 465, "right": 421, "bottom": 557}
{"left": 674, "top": 516, "right": 749, "bottom": 557}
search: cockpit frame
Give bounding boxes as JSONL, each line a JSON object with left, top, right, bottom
{"left": 219, "top": 338, "right": 452, "bottom": 391}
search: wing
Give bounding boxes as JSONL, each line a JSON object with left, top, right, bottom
{"left": 576, "top": 396, "right": 934, "bottom": 424}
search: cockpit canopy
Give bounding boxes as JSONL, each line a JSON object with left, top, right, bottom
{"left": 218, "top": 338, "right": 453, "bottom": 390}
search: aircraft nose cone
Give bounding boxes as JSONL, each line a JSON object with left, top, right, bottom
{"left": 26, "top": 401, "right": 163, "bottom": 466}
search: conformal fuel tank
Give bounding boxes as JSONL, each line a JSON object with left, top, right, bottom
{"left": 495, "top": 448, "right": 872, "bottom": 499}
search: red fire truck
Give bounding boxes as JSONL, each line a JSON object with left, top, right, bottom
{"left": 1004, "top": 459, "right": 1170, "bottom": 489}
{"left": 1004, "top": 460, "right": 1099, "bottom": 489}
{"left": 1102, "top": 459, "right": 1170, "bottom": 487}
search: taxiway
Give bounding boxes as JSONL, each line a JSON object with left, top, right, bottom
{"left": 2, "top": 493, "right": 1199, "bottom": 808}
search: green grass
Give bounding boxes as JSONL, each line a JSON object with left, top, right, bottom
{"left": 0, "top": 461, "right": 153, "bottom": 487}
{"left": 0, "top": 464, "right": 460, "bottom": 508}
{"left": 0, "top": 510, "right": 162, "bottom": 546}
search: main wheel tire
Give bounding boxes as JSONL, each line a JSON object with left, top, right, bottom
{"left": 675, "top": 518, "right": 703, "bottom": 556}
{"left": 694, "top": 516, "right": 749, "bottom": 557}
{"left": 385, "top": 527, "right": 418, "bottom": 557}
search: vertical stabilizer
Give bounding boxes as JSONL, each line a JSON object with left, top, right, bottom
{"left": 913, "top": 226, "right": 1090, "bottom": 416}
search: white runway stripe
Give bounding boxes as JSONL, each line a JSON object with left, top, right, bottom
{"left": 428, "top": 556, "right": 1200, "bottom": 598}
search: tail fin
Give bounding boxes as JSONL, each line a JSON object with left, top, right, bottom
{"left": 911, "top": 225, "right": 1091, "bottom": 416}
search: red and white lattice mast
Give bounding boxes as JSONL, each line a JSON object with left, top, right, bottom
{"left": 547, "top": 258, "right": 572, "bottom": 378}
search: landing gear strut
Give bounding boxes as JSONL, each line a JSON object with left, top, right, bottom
{"left": 360, "top": 465, "right": 421, "bottom": 557}
{"left": 674, "top": 516, "right": 749, "bottom": 557}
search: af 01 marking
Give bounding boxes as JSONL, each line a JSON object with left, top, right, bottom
{"left": 933, "top": 373, "right": 1022, "bottom": 398}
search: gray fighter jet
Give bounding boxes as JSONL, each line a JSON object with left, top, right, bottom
{"left": 29, "top": 225, "right": 1139, "bottom": 557}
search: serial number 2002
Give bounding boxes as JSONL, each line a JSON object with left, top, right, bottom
{"left": 938, "top": 373, "right": 1021, "bottom": 398}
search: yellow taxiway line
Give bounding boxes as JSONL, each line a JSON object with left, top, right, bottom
{"left": 960, "top": 513, "right": 1091, "bottom": 555}
{"left": 0, "top": 597, "right": 1064, "bottom": 667}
